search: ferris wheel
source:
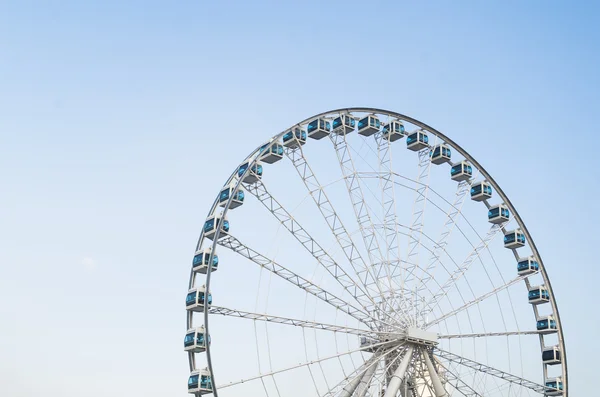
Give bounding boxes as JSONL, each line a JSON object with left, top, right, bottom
{"left": 184, "top": 108, "right": 568, "bottom": 397}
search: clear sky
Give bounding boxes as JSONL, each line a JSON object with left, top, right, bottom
{"left": 1, "top": 1, "right": 598, "bottom": 396}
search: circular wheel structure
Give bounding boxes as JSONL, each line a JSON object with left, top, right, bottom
{"left": 185, "top": 108, "right": 567, "bottom": 397}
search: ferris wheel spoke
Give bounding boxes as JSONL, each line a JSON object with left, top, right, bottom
{"left": 217, "top": 338, "right": 399, "bottom": 390}
{"left": 413, "top": 179, "right": 471, "bottom": 305}
{"left": 283, "top": 144, "right": 397, "bottom": 320}
{"left": 244, "top": 178, "right": 376, "bottom": 313}
{"left": 419, "top": 222, "right": 505, "bottom": 320}
{"left": 217, "top": 235, "right": 386, "bottom": 327}
{"left": 434, "top": 348, "right": 547, "bottom": 394}
{"left": 435, "top": 359, "right": 483, "bottom": 397}
{"left": 438, "top": 330, "right": 542, "bottom": 339}
{"left": 425, "top": 275, "right": 526, "bottom": 328}
{"left": 329, "top": 130, "right": 407, "bottom": 323}
{"left": 208, "top": 305, "right": 375, "bottom": 336}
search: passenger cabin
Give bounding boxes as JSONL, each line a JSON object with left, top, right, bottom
{"left": 488, "top": 204, "right": 510, "bottom": 224}
{"left": 186, "top": 285, "right": 212, "bottom": 312}
{"left": 504, "top": 229, "right": 526, "bottom": 249}
{"left": 282, "top": 127, "right": 307, "bottom": 148}
{"left": 258, "top": 142, "right": 284, "bottom": 164}
{"left": 204, "top": 214, "right": 229, "bottom": 241}
{"left": 450, "top": 161, "right": 473, "bottom": 182}
{"left": 193, "top": 247, "right": 218, "bottom": 274}
{"left": 307, "top": 118, "right": 331, "bottom": 140}
{"left": 528, "top": 286, "right": 550, "bottom": 305}
{"left": 238, "top": 162, "right": 263, "bottom": 184}
{"left": 188, "top": 368, "right": 213, "bottom": 395}
{"left": 184, "top": 326, "right": 211, "bottom": 353}
{"left": 517, "top": 256, "right": 539, "bottom": 276}
{"left": 542, "top": 345, "right": 562, "bottom": 365}
{"left": 219, "top": 186, "right": 244, "bottom": 209}
{"left": 381, "top": 121, "right": 405, "bottom": 142}
{"left": 430, "top": 144, "right": 451, "bottom": 164}
{"left": 406, "top": 130, "right": 429, "bottom": 151}
{"left": 358, "top": 115, "right": 380, "bottom": 136}
{"left": 470, "top": 181, "right": 492, "bottom": 201}
{"left": 545, "top": 377, "right": 564, "bottom": 396}
{"left": 332, "top": 114, "right": 356, "bottom": 134}
{"left": 537, "top": 315, "right": 558, "bottom": 334}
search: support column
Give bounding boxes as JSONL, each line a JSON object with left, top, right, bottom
{"left": 356, "top": 359, "right": 378, "bottom": 397}
{"left": 339, "top": 357, "right": 378, "bottom": 397}
{"left": 383, "top": 346, "right": 414, "bottom": 397}
{"left": 422, "top": 349, "right": 447, "bottom": 397}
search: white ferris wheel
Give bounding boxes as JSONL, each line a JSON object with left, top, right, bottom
{"left": 184, "top": 108, "right": 568, "bottom": 397}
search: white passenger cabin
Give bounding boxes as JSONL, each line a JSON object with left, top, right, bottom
{"left": 528, "top": 285, "right": 550, "bottom": 305}
{"left": 307, "top": 118, "right": 331, "bottom": 140}
{"left": 358, "top": 115, "right": 380, "bottom": 136}
{"left": 192, "top": 247, "right": 218, "bottom": 274}
{"left": 332, "top": 114, "right": 355, "bottom": 134}
{"left": 186, "top": 285, "right": 212, "bottom": 312}
{"left": 203, "top": 214, "right": 229, "bottom": 241}
{"left": 430, "top": 144, "right": 451, "bottom": 164}
{"left": 282, "top": 127, "right": 306, "bottom": 148}
{"left": 238, "top": 161, "right": 263, "bottom": 184}
{"left": 504, "top": 229, "right": 525, "bottom": 249}
{"left": 184, "top": 325, "right": 210, "bottom": 353}
{"left": 258, "top": 142, "right": 284, "bottom": 164}
{"left": 406, "top": 130, "right": 429, "bottom": 151}
{"left": 219, "top": 185, "right": 244, "bottom": 209}
{"left": 542, "top": 345, "right": 562, "bottom": 365}
{"left": 470, "top": 181, "right": 492, "bottom": 201}
{"left": 450, "top": 161, "right": 473, "bottom": 182}
{"left": 381, "top": 120, "right": 405, "bottom": 142}
{"left": 188, "top": 368, "right": 213, "bottom": 395}
{"left": 488, "top": 204, "right": 510, "bottom": 224}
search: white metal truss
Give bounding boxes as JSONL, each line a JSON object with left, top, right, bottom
{"left": 419, "top": 223, "right": 503, "bottom": 320}
{"left": 435, "top": 360, "right": 483, "bottom": 397}
{"left": 284, "top": 144, "right": 396, "bottom": 321}
{"left": 217, "top": 234, "right": 383, "bottom": 327}
{"left": 244, "top": 178, "right": 376, "bottom": 315}
{"left": 426, "top": 275, "right": 526, "bottom": 328}
{"left": 434, "top": 348, "right": 548, "bottom": 394}
{"left": 413, "top": 180, "right": 470, "bottom": 308}
{"left": 438, "top": 330, "right": 542, "bottom": 339}
{"left": 208, "top": 305, "right": 374, "bottom": 336}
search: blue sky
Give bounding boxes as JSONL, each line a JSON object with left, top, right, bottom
{"left": 1, "top": 1, "right": 598, "bottom": 396}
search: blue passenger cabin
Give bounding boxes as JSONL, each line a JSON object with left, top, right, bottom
{"left": 537, "top": 315, "right": 558, "bottom": 334}
{"left": 307, "top": 118, "right": 331, "bottom": 140}
{"left": 488, "top": 204, "right": 510, "bottom": 224}
{"left": 358, "top": 115, "right": 380, "bottom": 136}
{"left": 188, "top": 368, "right": 213, "bottom": 395}
{"left": 332, "top": 114, "right": 356, "bottom": 134}
{"left": 258, "top": 142, "right": 284, "bottom": 164}
{"left": 504, "top": 229, "right": 525, "bottom": 249}
{"left": 528, "top": 286, "right": 550, "bottom": 305}
{"left": 470, "top": 181, "right": 492, "bottom": 201}
{"left": 282, "top": 127, "right": 307, "bottom": 149}
{"left": 430, "top": 144, "right": 451, "bottom": 165}
{"left": 219, "top": 186, "right": 244, "bottom": 209}
{"left": 406, "top": 130, "right": 429, "bottom": 151}
{"left": 450, "top": 161, "right": 473, "bottom": 182}
{"left": 542, "top": 346, "right": 562, "bottom": 365}
{"left": 545, "top": 377, "right": 564, "bottom": 396}
{"left": 186, "top": 285, "right": 212, "bottom": 312}
{"left": 381, "top": 121, "right": 405, "bottom": 142}
{"left": 193, "top": 247, "right": 218, "bottom": 274}
{"left": 184, "top": 326, "right": 211, "bottom": 353}
{"left": 238, "top": 162, "right": 263, "bottom": 184}
{"left": 517, "top": 256, "right": 539, "bottom": 276}
{"left": 204, "top": 214, "right": 229, "bottom": 241}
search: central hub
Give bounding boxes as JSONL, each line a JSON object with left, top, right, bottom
{"left": 360, "top": 328, "right": 438, "bottom": 352}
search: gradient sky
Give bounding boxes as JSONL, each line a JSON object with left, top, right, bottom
{"left": 1, "top": 1, "right": 599, "bottom": 396}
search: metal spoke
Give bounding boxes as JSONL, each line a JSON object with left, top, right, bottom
{"left": 208, "top": 305, "right": 374, "bottom": 336}
{"left": 435, "top": 359, "right": 483, "bottom": 397}
{"left": 217, "top": 338, "right": 400, "bottom": 390}
{"left": 426, "top": 275, "right": 526, "bottom": 328}
{"left": 218, "top": 234, "right": 387, "bottom": 327}
{"left": 434, "top": 348, "right": 547, "bottom": 394}
{"left": 329, "top": 128, "right": 406, "bottom": 324}
{"left": 244, "top": 178, "right": 375, "bottom": 313}
{"left": 419, "top": 223, "right": 504, "bottom": 320}
{"left": 284, "top": 144, "right": 393, "bottom": 318}
{"left": 439, "top": 330, "right": 542, "bottom": 339}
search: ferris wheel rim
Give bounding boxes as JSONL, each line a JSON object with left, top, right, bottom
{"left": 187, "top": 107, "right": 568, "bottom": 397}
